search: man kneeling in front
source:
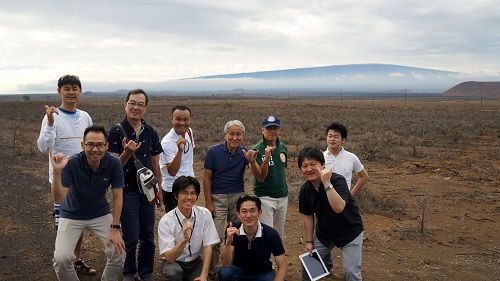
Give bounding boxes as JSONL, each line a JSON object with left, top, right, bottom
{"left": 219, "top": 194, "right": 287, "bottom": 281}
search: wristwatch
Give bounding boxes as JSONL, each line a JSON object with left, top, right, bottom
{"left": 324, "top": 184, "right": 334, "bottom": 192}
{"left": 110, "top": 224, "right": 121, "bottom": 229}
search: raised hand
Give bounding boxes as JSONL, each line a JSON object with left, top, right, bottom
{"left": 49, "top": 149, "right": 69, "bottom": 171}
{"left": 243, "top": 149, "right": 258, "bottom": 163}
{"left": 225, "top": 222, "right": 240, "bottom": 244}
{"left": 44, "top": 105, "right": 59, "bottom": 127}
{"left": 122, "top": 137, "right": 142, "bottom": 155}
{"left": 176, "top": 135, "right": 187, "bottom": 152}
{"left": 182, "top": 221, "right": 194, "bottom": 241}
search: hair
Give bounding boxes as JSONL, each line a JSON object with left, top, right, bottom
{"left": 298, "top": 146, "right": 325, "bottom": 167}
{"left": 58, "top": 75, "right": 81, "bottom": 89}
{"left": 224, "top": 120, "right": 245, "bottom": 133}
{"left": 126, "top": 89, "right": 149, "bottom": 106}
{"left": 325, "top": 122, "right": 348, "bottom": 140}
{"left": 236, "top": 194, "right": 262, "bottom": 212}
{"left": 83, "top": 125, "right": 107, "bottom": 140}
{"left": 171, "top": 105, "right": 191, "bottom": 115}
{"left": 172, "top": 176, "right": 200, "bottom": 199}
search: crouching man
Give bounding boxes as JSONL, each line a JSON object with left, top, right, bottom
{"left": 158, "top": 176, "right": 220, "bottom": 281}
{"left": 51, "top": 125, "right": 126, "bottom": 281}
{"left": 219, "top": 194, "right": 287, "bottom": 281}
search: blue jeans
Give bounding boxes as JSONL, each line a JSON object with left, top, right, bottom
{"left": 219, "top": 265, "right": 275, "bottom": 281}
{"left": 301, "top": 232, "right": 363, "bottom": 281}
{"left": 122, "top": 191, "right": 156, "bottom": 279}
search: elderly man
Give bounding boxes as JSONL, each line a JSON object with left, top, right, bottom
{"left": 203, "top": 120, "right": 261, "bottom": 278}
{"left": 51, "top": 125, "right": 125, "bottom": 281}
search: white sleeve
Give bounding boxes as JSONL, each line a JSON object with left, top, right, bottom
{"left": 37, "top": 115, "right": 56, "bottom": 154}
{"left": 352, "top": 154, "right": 364, "bottom": 173}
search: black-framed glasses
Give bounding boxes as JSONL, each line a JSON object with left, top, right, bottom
{"left": 84, "top": 142, "right": 106, "bottom": 149}
{"left": 126, "top": 101, "right": 146, "bottom": 108}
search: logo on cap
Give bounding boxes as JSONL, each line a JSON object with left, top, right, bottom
{"left": 267, "top": 116, "right": 276, "bottom": 122}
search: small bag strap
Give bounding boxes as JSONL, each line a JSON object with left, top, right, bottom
{"left": 116, "top": 123, "right": 139, "bottom": 162}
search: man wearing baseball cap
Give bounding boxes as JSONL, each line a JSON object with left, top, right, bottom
{"left": 251, "top": 116, "right": 288, "bottom": 241}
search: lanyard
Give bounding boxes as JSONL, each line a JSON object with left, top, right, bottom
{"left": 174, "top": 210, "right": 196, "bottom": 257}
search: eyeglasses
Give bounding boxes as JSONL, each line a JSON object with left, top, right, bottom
{"left": 84, "top": 142, "right": 106, "bottom": 149}
{"left": 127, "top": 101, "right": 146, "bottom": 108}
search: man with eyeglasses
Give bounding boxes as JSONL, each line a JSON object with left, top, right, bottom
{"left": 51, "top": 125, "right": 126, "bottom": 280}
{"left": 107, "top": 89, "right": 163, "bottom": 281}
{"left": 160, "top": 105, "right": 195, "bottom": 213}
{"left": 158, "top": 176, "right": 219, "bottom": 281}
{"left": 219, "top": 194, "right": 287, "bottom": 281}
{"left": 37, "top": 74, "right": 96, "bottom": 275}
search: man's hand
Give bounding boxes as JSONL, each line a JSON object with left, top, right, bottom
{"left": 305, "top": 241, "right": 314, "bottom": 256}
{"left": 182, "top": 221, "right": 194, "bottom": 241}
{"left": 44, "top": 105, "right": 59, "bottom": 127}
{"left": 264, "top": 145, "right": 275, "bottom": 158}
{"left": 243, "top": 149, "right": 258, "bottom": 163}
{"left": 107, "top": 229, "right": 126, "bottom": 254}
{"left": 225, "top": 222, "right": 239, "bottom": 245}
{"left": 122, "top": 138, "right": 142, "bottom": 155}
{"left": 206, "top": 202, "right": 216, "bottom": 217}
{"left": 318, "top": 167, "right": 333, "bottom": 187}
{"left": 176, "top": 135, "right": 187, "bottom": 153}
{"left": 49, "top": 149, "right": 69, "bottom": 172}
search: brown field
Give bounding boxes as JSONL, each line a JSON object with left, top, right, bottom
{"left": 0, "top": 96, "right": 499, "bottom": 281}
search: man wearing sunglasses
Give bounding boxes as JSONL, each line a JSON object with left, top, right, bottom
{"left": 160, "top": 106, "right": 195, "bottom": 213}
{"left": 158, "top": 176, "right": 220, "bottom": 281}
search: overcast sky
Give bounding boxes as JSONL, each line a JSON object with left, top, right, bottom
{"left": 1, "top": 0, "right": 499, "bottom": 94}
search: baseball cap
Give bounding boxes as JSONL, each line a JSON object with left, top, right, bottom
{"left": 262, "top": 115, "right": 281, "bottom": 128}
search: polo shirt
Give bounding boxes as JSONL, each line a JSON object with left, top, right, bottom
{"left": 203, "top": 142, "right": 248, "bottom": 194}
{"left": 324, "top": 147, "right": 364, "bottom": 190}
{"left": 229, "top": 221, "right": 285, "bottom": 276}
{"left": 299, "top": 173, "right": 364, "bottom": 247}
{"left": 107, "top": 117, "right": 163, "bottom": 192}
{"left": 60, "top": 152, "right": 124, "bottom": 220}
{"left": 252, "top": 136, "right": 288, "bottom": 198}
{"left": 158, "top": 205, "right": 220, "bottom": 262}
{"left": 159, "top": 128, "right": 195, "bottom": 192}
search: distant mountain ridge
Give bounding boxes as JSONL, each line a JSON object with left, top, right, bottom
{"left": 191, "top": 63, "right": 459, "bottom": 80}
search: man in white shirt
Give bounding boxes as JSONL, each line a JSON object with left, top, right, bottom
{"left": 160, "top": 106, "right": 195, "bottom": 212}
{"left": 323, "top": 122, "right": 369, "bottom": 197}
{"left": 37, "top": 74, "right": 95, "bottom": 274}
{"left": 158, "top": 176, "right": 220, "bottom": 281}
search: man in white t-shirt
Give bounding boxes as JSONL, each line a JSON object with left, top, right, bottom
{"left": 160, "top": 106, "right": 195, "bottom": 212}
{"left": 323, "top": 122, "right": 368, "bottom": 197}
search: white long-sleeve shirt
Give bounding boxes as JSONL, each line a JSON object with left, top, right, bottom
{"left": 37, "top": 108, "right": 92, "bottom": 183}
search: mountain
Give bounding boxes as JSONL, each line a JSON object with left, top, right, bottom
{"left": 442, "top": 81, "right": 500, "bottom": 97}
{"left": 177, "top": 63, "right": 482, "bottom": 93}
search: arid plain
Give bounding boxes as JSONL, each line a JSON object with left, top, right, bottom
{"left": 0, "top": 96, "right": 498, "bottom": 280}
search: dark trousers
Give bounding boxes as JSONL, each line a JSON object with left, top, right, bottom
{"left": 121, "top": 191, "right": 156, "bottom": 279}
{"left": 163, "top": 190, "right": 177, "bottom": 213}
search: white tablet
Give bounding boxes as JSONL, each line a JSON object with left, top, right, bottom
{"left": 299, "top": 249, "right": 330, "bottom": 281}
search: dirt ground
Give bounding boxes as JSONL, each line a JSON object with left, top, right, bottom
{"left": 0, "top": 96, "right": 498, "bottom": 281}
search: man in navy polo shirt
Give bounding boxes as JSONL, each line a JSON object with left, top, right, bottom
{"left": 218, "top": 194, "right": 287, "bottom": 281}
{"left": 51, "top": 125, "right": 125, "bottom": 281}
{"left": 203, "top": 120, "right": 261, "bottom": 277}
{"left": 107, "top": 89, "right": 163, "bottom": 281}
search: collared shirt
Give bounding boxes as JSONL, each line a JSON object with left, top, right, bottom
{"left": 324, "top": 147, "right": 364, "bottom": 190}
{"left": 159, "top": 128, "right": 195, "bottom": 192}
{"left": 60, "top": 152, "right": 124, "bottom": 220}
{"left": 107, "top": 117, "right": 163, "bottom": 192}
{"left": 37, "top": 108, "right": 92, "bottom": 183}
{"left": 252, "top": 136, "right": 288, "bottom": 198}
{"left": 203, "top": 142, "right": 249, "bottom": 194}
{"left": 298, "top": 174, "right": 363, "bottom": 247}
{"left": 229, "top": 221, "right": 285, "bottom": 276}
{"left": 158, "top": 205, "right": 220, "bottom": 262}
